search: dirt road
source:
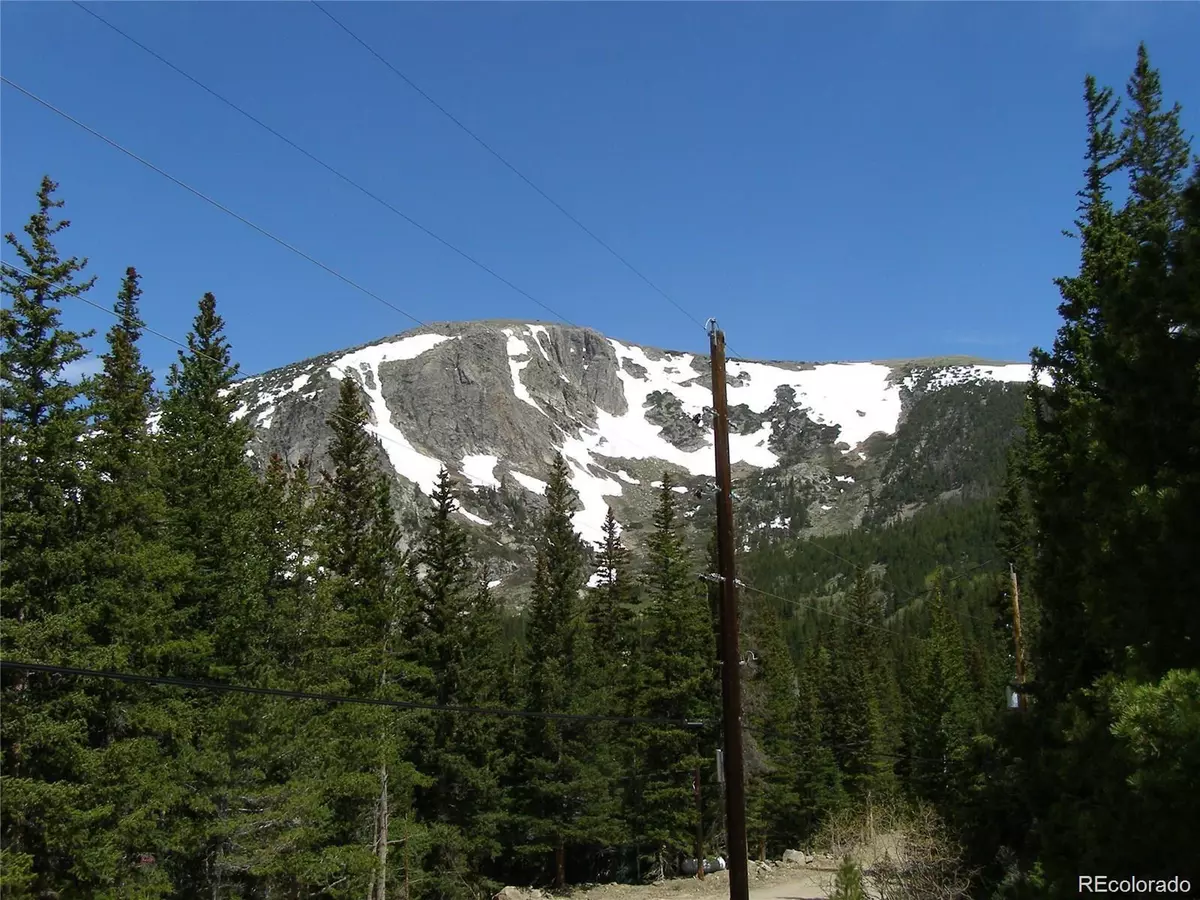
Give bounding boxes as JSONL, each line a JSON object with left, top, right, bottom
{"left": 560, "top": 863, "right": 839, "bottom": 900}
{"left": 748, "top": 869, "right": 835, "bottom": 899}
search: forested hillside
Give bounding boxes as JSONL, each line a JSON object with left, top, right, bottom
{"left": 2, "top": 42, "right": 1197, "bottom": 900}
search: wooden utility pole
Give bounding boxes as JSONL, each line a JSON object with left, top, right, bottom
{"left": 707, "top": 320, "right": 750, "bottom": 900}
{"left": 694, "top": 762, "right": 705, "bottom": 880}
{"left": 1009, "top": 564, "right": 1027, "bottom": 711}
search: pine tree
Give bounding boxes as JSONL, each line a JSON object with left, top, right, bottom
{"left": 157, "top": 291, "right": 264, "bottom": 677}
{"left": 904, "top": 581, "right": 980, "bottom": 815}
{"left": 310, "top": 374, "right": 426, "bottom": 900}
{"left": 742, "top": 595, "right": 803, "bottom": 860}
{"left": 408, "top": 468, "right": 501, "bottom": 899}
{"left": 154, "top": 291, "right": 271, "bottom": 897}
{"left": 517, "top": 453, "right": 612, "bottom": 887}
{"left": 794, "top": 644, "right": 844, "bottom": 841}
{"left": 1024, "top": 73, "right": 1127, "bottom": 707}
{"left": 588, "top": 507, "right": 639, "bottom": 661}
{"left": 831, "top": 856, "right": 866, "bottom": 900}
{"left": 580, "top": 507, "right": 640, "bottom": 873}
{"left": 220, "top": 454, "right": 331, "bottom": 895}
{"left": 1003, "top": 48, "right": 1200, "bottom": 891}
{"left": 73, "top": 266, "right": 193, "bottom": 896}
{"left": 820, "top": 572, "right": 897, "bottom": 802}
{"left": 0, "top": 177, "right": 100, "bottom": 898}
{"left": 633, "top": 474, "right": 715, "bottom": 876}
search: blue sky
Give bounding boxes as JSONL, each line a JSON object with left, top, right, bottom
{"left": 2, "top": 2, "right": 1197, "bottom": 383}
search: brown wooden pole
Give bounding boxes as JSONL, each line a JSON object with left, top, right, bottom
{"left": 694, "top": 753, "right": 705, "bottom": 880}
{"left": 708, "top": 322, "right": 749, "bottom": 900}
{"left": 1010, "top": 564, "right": 1027, "bottom": 711}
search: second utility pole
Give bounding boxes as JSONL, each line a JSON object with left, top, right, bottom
{"left": 1009, "top": 564, "right": 1027, "bottom": 711}
{"left": 707, "top": 319, "right": 749, "bottom": 900}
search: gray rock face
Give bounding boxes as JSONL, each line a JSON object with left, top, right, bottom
{"left": 232, "top": 320, "right": 1037, "bottom": 601}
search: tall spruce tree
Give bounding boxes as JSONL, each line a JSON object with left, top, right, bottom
{"left": 904, "top": 582, "right": 980, "bottom": 815}
{"left": 74, "top": 267, "right": 194, "bottom": 897}
{"left": 586, "top": 507, "right": 639, "bottom": 704}
{"left": 0, "top": 178, "right": 100, "bottom": 898}
{"left": 310, "top": 375, "right": 426, "bottom": 900}
{"left": 742, "top": 595, "right": 804, "bottom": 860}
{"left": 633, "top": 474, "right": 715, "bottom": 876}
{"left": 219, "top": 454, "right": 331, "bottom": 895}
{"left": 1005, "top": 47, "right": 1200, "bottom": 890}
{"left": 157, "top": 291, "right": 264, "bottom": 677}
{"left": 580, "top": 507, "right": 640, "bottom": 874}
{"left": 408, "top": 468, "right": 501, "bottom": 899}
{"left": 794, "top": 644, "right": 844, "bottom": 840}
{"left": 820, "top": 572, "right": 897, "bottom": 802}
{"left": 517, "top": 453, "right": 613, "bottom": 887}
{"left": 155, "top": 292, "right": 270, "bottom": 897}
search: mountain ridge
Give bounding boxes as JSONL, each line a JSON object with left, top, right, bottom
{"left": 230, "top": 320, "right": 1038, "bottom": 597}
{"left": 236, "top": 318, "right": 1027, "bottom": 380}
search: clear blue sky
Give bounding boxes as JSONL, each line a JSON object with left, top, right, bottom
{"left": 2, "top": 2, "right": 1197, "bottom": 383}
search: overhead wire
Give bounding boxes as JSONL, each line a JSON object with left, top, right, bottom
{"left": 738, "top": 555, "right": 1007, "bottom": 640}
{"left": 308, "top": 0, "right": 723, "bottom": 347}
{"left": 0, "top": 76, "right": 426, "bottom": 328}
{"left": 0, "top": 660, "right": 705, "bottom": 727}
{"left": 68, "top": 0, "right": 578, "bottom": 330}
{"left": 1, "top": 72, "right": 715, "bottom": 477}
{"left": 0, "top": 260, "right": 446, "bottom": 481}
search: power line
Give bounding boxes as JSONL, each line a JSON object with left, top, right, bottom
{"left": 739, "top": 580, "right": 896, "bottom": 636}
{"left": 309, "top": 0, "right": 714, "bottom": 339}
{"left": 739, "top": 556, "right": 1005, "bottom": 639}
{"left": 0, "top": 75, "right": 425, "bottom": 328}
{"left": 0, "top": 660, "right": 705, "bottom": 728}
{"left": 779, "top": 529, "right": 994, "bottom": 618}
{"left": 68, "top": 0, "right": 577, "bottom": 329}
{"left": 0, "top": 261, "right": 441, "bottom": 480}
{"left": 1, "top": 72, "right": 711, "bottom": 472}
{"left": 1, "top": 77, "right": 753, "bottom": 477}
{"left": 1, "top": 258, "right": 706, "bottom": 510}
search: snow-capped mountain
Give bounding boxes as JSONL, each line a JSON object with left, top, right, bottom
{"left": 233, "top": 320, "right": 1039, "bottom": 594}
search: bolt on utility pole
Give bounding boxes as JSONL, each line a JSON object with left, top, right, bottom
{"left": 707, "top": 319, "right": 749, "bottom": 900}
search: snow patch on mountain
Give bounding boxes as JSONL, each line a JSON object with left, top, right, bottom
{"left": 539, "top": 341, "right": 913, "bottom": 543}
{"left": 326, "top": 332, "right": 454, "bottom": 381}
{"left": 502, "top": 328, "right": 543, "bottom": 414}
{"left": 905, "top": 363, "right": 1039, "bottom": 392}
{"left": 327, "top": 333, "right": 454, "bottom": 496}
{"left": 527, "top": 324, "right": 552, "bottom": 362}
{"left": 511, "top": 471, "right": 548, "bottom": 495}
{"left": 462, "top": 453, "right": 501, "bottom": 489}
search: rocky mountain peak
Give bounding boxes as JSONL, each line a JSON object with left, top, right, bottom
{"left": 233, "top": 320, "right": 1037, "bottom": 594}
